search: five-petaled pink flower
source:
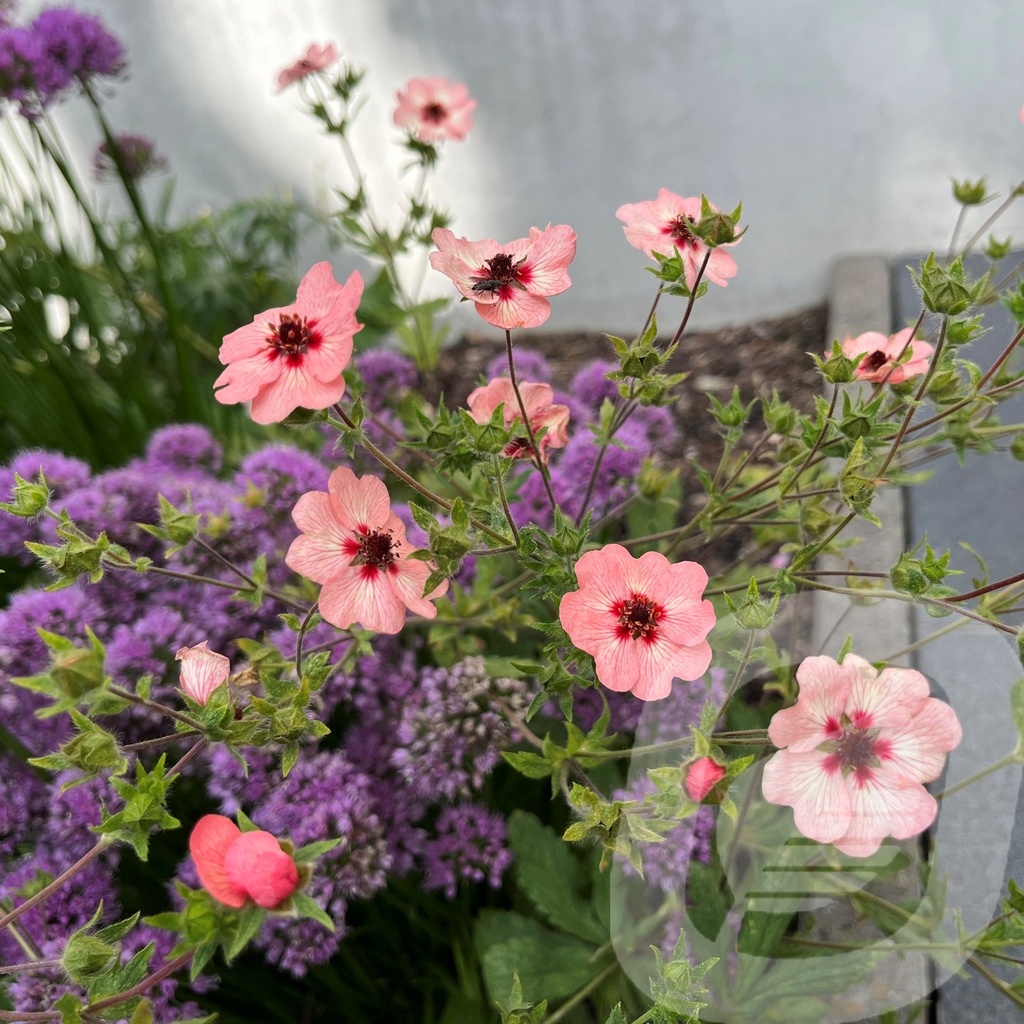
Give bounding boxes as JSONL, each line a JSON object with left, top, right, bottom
{"left": 393, "top": 77, "right": 476, "bottom": 143}
{"left": 429, "top": 225, "right": 577, "bottom": 330}
{"left": 840, "top": 329, "right": 934, "bottom": 384}
{"left": 190, "top": 814, "right": 300, "bottom": 909}
{"left": 466, "top": 377, "right": 570, "bottom": 464}
{"left": 686, "top": 757, "right": 727, "bottom": 802}
{"left": 277, "top": 43, "right": 338, "bottom": 91}
{"left": 285, "top": 467, "right": 448, "bottom": 634}
{"left": 761, "top": 654, "right": 962, "bottom": 858}
{"left": 559, "top": 544, "right": 715, "bottom": 702}
{"left": 616, "top": 189, "right": 739, "bottom": 290}
{"left": 214, "top": 262, "right": 363, "bottom": 425}
{"left": 175, "top": 641, "right": 230, "bottom": 707}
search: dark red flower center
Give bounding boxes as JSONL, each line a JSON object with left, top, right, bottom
{"left": 669, "top": 215, "right": 697, "bottom": 247}
{"left": 268, "top": 314, "right": 317, "bottom": 361}
{"left": 835, "top": 726, "right": 877, "bottom": 772}
{"left": 862, "top": 350, "right": 888, "bottom": 372}
{"left": 502, "top": 437, "right": 531, "bottom": 459}
{"left": 471, "top": 252, "right": 526, "bottom": 294}
{"left": 614, "top": 593, "right": 663, "bottom": 642}
{"left": 423, "top": 102, "right": 447, "bottom": 123}
{"left": 355, "top": 529, "right": 397, "bottom": 572}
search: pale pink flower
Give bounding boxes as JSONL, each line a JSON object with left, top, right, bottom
{"left": 213, "top": 262, "right": 362, "bottom": 425}
{"left": 277, "top": 43, "right": 338, "bottom": 91}
{"left": 762, "top": 654, "right": 962, "bottom": 857}
{"left": 685, "top": 757, "right": 726, "bottom": 802}
{"left": 429, "top": 224, "right": 577, "bottom": 330}
{"left": 393, "top": 76, "right": 476, "bottom": 143}
{"left": 840, "top": 329, "right": 934, "bottom": 384}
{"left": 558, "top": 544, "right": 715, "bottom": 702}
{"left": 466, "top": 377, "right": 569, "bottom": 464}
{"left": 189, "top": 814, "right": 300, "bottom": 910}
{"left": 615, "top": 189, "right": 739, "bottom": 289}
{"left": 175, "top": 641, "right": 230, "bottom": 707}
{"left": 285, "top": 467, "right": 448, "bottom": 634}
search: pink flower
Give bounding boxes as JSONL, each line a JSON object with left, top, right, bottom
{"left": 840, "top": 329, "right": 934, "bottom": 384}
{"left": 429, "top": 224, "right": 577, "bottom": 330}
{"left": 466, "top": 377, "right": 569, "bottom": 463}
{"left": 393, "top": 76, "right": 476, "bottom": 143}
{"left": 761, "top": 654, "right": 962, "bottom": 857}
{"left": 175, "top": 641, "right": 230, "bottom": 707}
{"left": 213, "top": 262, "right": 362, "bottom": 425}
{"left": 277, "top": 43, "right": 338, "bottom": 91}
{"left": 285, "top": 467, "right": 448, "bottom": 634}
{"left": 189, "top": 814, "right": 300, "bottom": 910}
{"left": 615, "top": 189, "right": 739, "bottom": 290}
{"left": 558, "top": 544, "right": 715, "bottom": 702}
{"left": 685, "top": 757, "right": 727, "bottom": 802}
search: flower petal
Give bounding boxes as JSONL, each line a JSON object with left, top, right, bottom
{"left": 834, "top": 773, "right": 937, "bottom": 857}
{"left": 189, "top": 814, "right": 247, "bottom": 908}
{"left": 223, "top": 830, "right": 299, "bottom": 909}
{"left": 318, "top": 565, "right": 407, "bottom": 633}
{"left": 762, "top": 748, "right": 852, "bottom": 843}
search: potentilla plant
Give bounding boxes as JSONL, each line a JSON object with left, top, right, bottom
{"left": 5, "top": 28, "right": 1024, "bottom": 1024}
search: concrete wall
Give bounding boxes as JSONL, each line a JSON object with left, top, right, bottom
{"left": 23, "top": 0, "right": 1024, "bottom": 334}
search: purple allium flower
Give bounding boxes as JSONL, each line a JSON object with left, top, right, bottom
{"left": 0, "top": 753, "right": 48, "bottom": 857}
{"left": 390, "top": 656, "right": 529, "bottom": 802}
{"left": 0, "top": 25, "right": 45, "bottom": 113}
{"left": 356, "top": 347, "right": 417, "bottom": 395}
{"left": 421, "top": 804, "right": 513, "bottom": 899}
{"left": 93, "top": 131, "right": 168, "bottom": 181}
{"left": 30, "top": 6, "right": 124, "bottom": 89}
{"left": 571, "top": 359, "right": 619, "bottom": 410}
{"left": 144, "top": 424, "right": 221, "bottom": 476}
{"left": 251, "top": 750, "right": 390, "bottom": 976}
{"left": 487, "top": 347, "right": 551, "bottom": 384}
{"left": 205, "top": 742, "right": 280, "bottom": 815}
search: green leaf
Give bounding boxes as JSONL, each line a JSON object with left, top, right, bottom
{"left": 225, "top": 902, "right": 266, "bottom": 962}
{"left": 507, "top": 811, "right": 606, "bottom": 943}
{"left": 292, "top": 891, "right": 335, "bottom": 931}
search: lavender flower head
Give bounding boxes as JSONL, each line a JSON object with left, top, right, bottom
{"left": 356, "top": 347, "right": 417, "bottom": 395}
{"left": 487, "top": 347, "right": 551, "bottom": 384}
{"left": 93, "top": 131, "right": 168, "bottom": 181}
{"left": 422, "top": 804, "right": 514, "bottom": 899}
{"left": 144, "top": 424, "right": 222, "bottom": 476}
{"left": 390, "top": 656, "right": 529, "bottom": 802}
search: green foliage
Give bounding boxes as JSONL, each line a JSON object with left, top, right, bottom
{"left": 94, "top": 754, "right": 180, "bottom": 860}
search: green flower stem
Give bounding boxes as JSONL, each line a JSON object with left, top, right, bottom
{"left": 669, "top": 248, "right": 712, "bottom": 347}
{"left": 868, "top": 307, "right": 928, "bottom": 397}
{"left": 788, "top": 512, "right": 855, "bottom": 573}
{"left": 968, "top": 953, "right": 1024, "bottom": 1010}
{"left": 86, "top": 952, "right": 195, "bottom": 1016}
{"left": 713, "top": 631, "right": 757, "bottom": 729}
{"left": 107, "top": 684, "right": 205, "bottom": 733}
{"left": 780, "top": 385, "right": 839, "bottom": 497}
{"left": 958, "top": 178, "right": 1024, "bottom": 256}
{"left": 122, "top": 731, "right": 198, "bottom": 753}
{"left": 493, "top": 456, "right": 520, "bottom": 547}
{"left": 943, "top": 569, "right": 1024, "bottom": 604}
{"left": 331, "top": 405, "right": 511, "bottom": 544}
{"left": 585, "top": 729, "right": 769, "bottom": 762}
{"left": 0, "top": 959, "right": 63, "bottom": 977}
{"left": 540, "top": 960, "right": 619, "bottom": 1024}
{"left": 505, "top": 329, "right": 559, "bottom": 515}
{"left": 934, "top": 754, "right": 1018, "bottom": 801}
{"left": 641, "top": 280, "right": 664, "bottom": 334}
{"left": 294, "top": 600, "right": 321, "bottom": 676}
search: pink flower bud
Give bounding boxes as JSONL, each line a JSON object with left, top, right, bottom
{"left": 175, "top": 641, "right": 230, "bottom": 706}
{"left": 189, "top": 814, "right": 300, "bottom": 910}
{"left": 685, "top": 757, "right": 726, "bottom": 802}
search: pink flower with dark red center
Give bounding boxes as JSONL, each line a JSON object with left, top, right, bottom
{"left": 189, "top": 814, "right": 300, "bottom": 910}
{"left": 685, "top": 757, "right": 727, "bottom": 802}
{"left": 175, "top": 641, "right": 229, "bottom": 707}
{"left": 466, "top": 377, "right": 569, "bottom": 464}
{"left": 840, "top": 329, "right": 934, "bottom": 384}
{"left": 558, "top": 544, "right": 715, "bottom": 701}
{"left": 615, "top": 189, "right": 739, "bottom": 290}
{"left": 393, "top": 76, "right": 476, "bottom": 143}
{"left": 285, "top": 467, "right": 448, "bottom": 634}
{"left": 761, "top": 654, "right": 962, "bottom": 857}
{"left": 213, "top": 262, "right": 362, "bottom": 425}
{"left": 276, "top": 42, "right": 337, "bottom": 91}
{"left": 429, "top": 224, "right": 577, "bottom": 330}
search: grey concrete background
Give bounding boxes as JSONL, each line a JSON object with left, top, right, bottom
{"left": 892, "top": 256, "right": 1024, "bottom": 1021}
{"left": 9, "top": 0, "right": 1024, "bottom": 335}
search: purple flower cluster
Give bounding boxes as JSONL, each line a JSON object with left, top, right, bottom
{"left": 0, "top": 5, "right": 124, "bottom": 117}
{"left": 422, "top": 804, "right": 513, "bottom": 899}
{"left": 93, "top": 132, "right": 168, "bottom": 181}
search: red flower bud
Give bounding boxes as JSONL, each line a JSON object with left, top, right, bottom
{"left": 685, "top": 757, "right": 726, "bottom": 802}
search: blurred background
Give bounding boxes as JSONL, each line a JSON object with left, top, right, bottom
{"left": 15, "top": 0, "right": 1024, "bottom": 333}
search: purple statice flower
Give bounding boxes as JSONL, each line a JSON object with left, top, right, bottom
{"left": 93, "top": 131, "right": 168, "bottom": 181}
{"left": 144, "top": 424, "right": 222, "bottom": 477}
{"left": 0, "top": 753, "right": 48, "bottom": 857}
{"left": 390, "top": 656, "right": 529, "bottom": 802}
{"left": 204, "top": 742, "right": 280, "bottom": 816}
{"left": 30, "top": 6, "right": 124, "bottom": 91}
{"left": 421, "top": 804, "right": 514, "bottom": 899}
{"left": 356, "top": 347, "right": 417, "bottom": 395}
{"left": 251, "top": 750, "right": 390, "bottom": 976}
{"left": 487, "top": 347, "right": 551, "bottom": 384}
{"left": 571, "top": 359, "right": 619, "bottom": 410}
